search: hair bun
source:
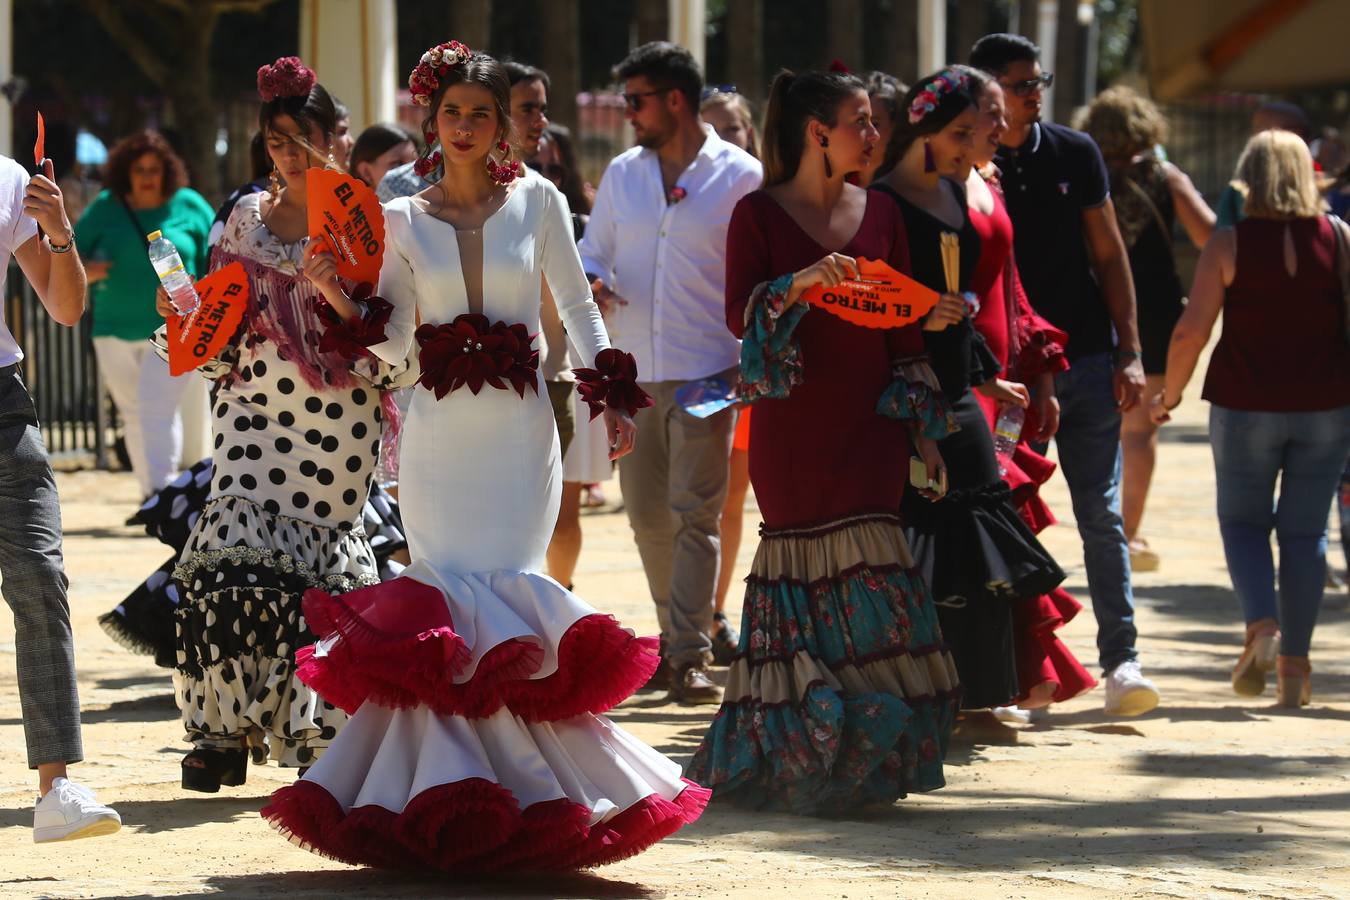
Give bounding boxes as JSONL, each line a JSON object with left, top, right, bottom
{"left": 257, "top": 56, "right": 317, "bottom": 102}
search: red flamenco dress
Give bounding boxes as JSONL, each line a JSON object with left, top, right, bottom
{"left": 968, "top": 173, "right": 1097, "bottom": 706}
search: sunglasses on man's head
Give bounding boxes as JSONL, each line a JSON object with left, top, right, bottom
{"left": 701, "top": 84, "right": 739, "bottom": 101}
{"left": 622, "top": 88, "right": 673, "bottom": 111}
{"left": 1004, "top": 72, "right": 1054, "bottom": 97}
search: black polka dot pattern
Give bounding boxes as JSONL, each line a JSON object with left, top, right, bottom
{"left": 171, "top": 192, "right": 399, "bottom": 767}
{"left": 206, "top": 302, "right": 385, "bottom": 528}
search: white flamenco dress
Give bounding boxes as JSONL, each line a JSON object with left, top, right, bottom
{"left": 262, "top": 175, "right": 706, "bottom": 871}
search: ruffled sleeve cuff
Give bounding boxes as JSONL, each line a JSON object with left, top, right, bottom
{"left": 877, "top": 355, "right": 959, "bottom": 440}
{"left": 969, "top": 326, "right": 1004, "bottom": 386}
{"left": 574, "top": 348, "right": 654, "bottom": 420}
{"left": 737, "top": 272, "right": 809, "bottom": 404}
{"left": 1012, "top": 316, "right": 1070, "bottom": 380}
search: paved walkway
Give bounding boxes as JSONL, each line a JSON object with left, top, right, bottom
{"left": 2, "top": 391, "right": 1347, "bottom": 898}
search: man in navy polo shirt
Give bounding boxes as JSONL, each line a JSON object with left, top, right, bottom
{"left": 971, "top": 33, "right": 1160, "bottom": 717}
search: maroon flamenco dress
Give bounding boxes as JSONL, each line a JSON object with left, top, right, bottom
{"left": 686, "top": 190, "right": 961, "bottom": 813}
{"left": 968, "top": 174, "right": 1097, "bottom": 705}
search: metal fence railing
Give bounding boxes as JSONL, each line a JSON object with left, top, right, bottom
{"left": 4, "top": 262, "right": 108, "bottom": 468}
{"left": 1160, "top": 95, "right": 1263, "bottom": 204}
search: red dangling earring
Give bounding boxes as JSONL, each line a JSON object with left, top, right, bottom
{"left": 819, "top": 136, "right": 833, "bottom": 179}
{"left": 923, "top": 139, "right": 936, "bottom": 174}
{"left": 413, "top": 149, "right": 442, "bottom": 179}
{"left": 486, "top": 139, "right": 520, "bottom": 185}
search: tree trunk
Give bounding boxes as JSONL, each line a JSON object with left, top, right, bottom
{"left": 888, "top": 0, "right": 920, "bottom": 84}
{"left": 725, "top": 0, "right": 763, "bottom": 103}
{"left": 955, "top": 0, "right": 987, "bottom": 66}
{"left": 167, "top": 4, "right": 222, "bottom": 200}
{"left": 538, "top": 0, "right": 580, "bottom": 134}
{"left": 1015, "top": 0, "right": 1041, "bottom": 42}
{"left": 634, "top": 0, "right": 667, "bottom": 47}
{"left": 1054, "top": 0, "right": 1084, "bottom": 123}
{"left": 825, "top": 0, "right": 864, "bottom": 71}
{"left": 448, "top": 0, "right": 491, "bottom": 51}
{"left": 83, "top": 0, "right": 223, "bottom": 200}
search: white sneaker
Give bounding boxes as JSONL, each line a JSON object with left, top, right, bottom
{"left": 33, "top": 777, "right": 121, "bottom": 843}
{"left": 1103, "top": 660, "right": 1160, "bottom": 717}
{"left": 991, "top": 705, "right": 1032, "bottom": 724}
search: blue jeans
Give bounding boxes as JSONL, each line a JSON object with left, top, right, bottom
{"left": 1210, "top": 404, "right": 1350, "bottom": 657}
{"left": 1036, "top": 352, "right": 1136, "bottom": 672}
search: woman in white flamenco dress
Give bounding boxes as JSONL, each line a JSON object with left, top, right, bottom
{"left": 262, "top": 44, "right": 707, "bottom": 871}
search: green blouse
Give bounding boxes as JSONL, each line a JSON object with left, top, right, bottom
{"left": 75, "top": 187, "right": 215, "bottom": 340}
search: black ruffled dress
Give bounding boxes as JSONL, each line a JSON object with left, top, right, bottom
{"left": 873, "top": 180, "right": 1066, "bottom": 709}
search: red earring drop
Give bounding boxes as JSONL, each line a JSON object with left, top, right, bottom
{"left": 486, "top": 139, "right": 520, "bottom": 185}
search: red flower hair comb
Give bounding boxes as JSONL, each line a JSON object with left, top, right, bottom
{"left": 409, "top": 40, "right": 474, "bottom": 107}
{"left": 257, "top": 56, "right": 316, "bottom": 102}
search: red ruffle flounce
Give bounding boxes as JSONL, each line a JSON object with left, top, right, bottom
{"left": 262, "top": 776, "right": 709, "bottom": 872}
{"left": 297, "top": 579, "right": 660, "bottom": 720}
{"left": 1003, "top": 443, "right": 1058, "bottom": 534}
{"left": 1013, "top": 587, "right": 1097, "bottom": 705}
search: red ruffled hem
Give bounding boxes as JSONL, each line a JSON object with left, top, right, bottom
{"left": 1013, "top": 587, "right": 1097, "bottom": 705}
{"left": 297, "top": 580, "right": 660, "bottom": 721}
{"left": 262, "top": 776, "right": 708, "bottom": 872}
{"left": 298, "top": 581, "right": 472, "bottom": 715}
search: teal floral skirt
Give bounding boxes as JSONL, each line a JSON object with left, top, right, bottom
{"left": 686, "top": 513, "right": 960, "bottom": 815}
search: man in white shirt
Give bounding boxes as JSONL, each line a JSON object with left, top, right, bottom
{"left": 579, "top": 42, "right": 761, "bottom": 704}
{"left": 0, "top": 153, "right": 120, "bottom": 841}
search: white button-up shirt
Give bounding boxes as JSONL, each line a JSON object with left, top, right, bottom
{"left": 0, "top": 157, "right": 38, "bottom": 367}
{"left": 579, "top": 125, "right": 761, "bottom": 383}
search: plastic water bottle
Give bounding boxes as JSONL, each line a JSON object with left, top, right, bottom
{"left": 147, "top": 230, "right": 200, "bottom": 315}
{"left": 993, "top": 404, "right": 1025, "bottom": 463}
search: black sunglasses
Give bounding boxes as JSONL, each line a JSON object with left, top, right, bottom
{"left": 622, "top": 88, "right": 672, "bottom": 111}
{"left": 1004, "top": 72, "right": 1054, "bottom": 97}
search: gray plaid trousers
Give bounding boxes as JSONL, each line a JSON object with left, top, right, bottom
{"left": 0, "top": 366, "right": 82, "bottom": 768}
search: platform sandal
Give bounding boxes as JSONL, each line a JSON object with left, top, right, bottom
{"left": 181, "top": 748, "right": 248, "bottom": 793}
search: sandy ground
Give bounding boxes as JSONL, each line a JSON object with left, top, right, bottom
{"left": 2, "top": 391, "right": 1348, "bottom": 900}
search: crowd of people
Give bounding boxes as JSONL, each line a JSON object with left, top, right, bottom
{"left": 0, "top": 27, "right": 1347, "bottom": 877}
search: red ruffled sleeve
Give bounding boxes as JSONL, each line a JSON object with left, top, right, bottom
{"left": 1008, "top": 252, "right": 1069, "bottom": 380}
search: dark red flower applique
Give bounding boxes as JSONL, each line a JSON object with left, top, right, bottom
{"left": 415, "top": 313, "right": 539, "bottom": 400}
{"left": 574, "top": 348, "right": 654, "bottom": 420}
{"left": 667, "top": 185, "right": 687, "bottom": 205}
{"left": 314, "top": 282, "right": 393, "bottom": 360}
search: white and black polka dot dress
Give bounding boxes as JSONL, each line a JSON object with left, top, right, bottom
{"left": 169, "top": 193, "right": 403, "bottom": 768}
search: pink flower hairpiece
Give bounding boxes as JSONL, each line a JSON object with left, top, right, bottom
{"left": 257, "top": 56, "right": 316, "bottom": 102}
{"left": 409, "top": 40, "right": 474, "bottom": 107}
{"left": 908, "top": 68, "right": 969, "bottom": 124}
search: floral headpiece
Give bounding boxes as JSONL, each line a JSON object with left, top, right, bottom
{"left": 409, "top": 40, "right": 474, "bottom": 107}
{"left": 257, "top": 56, "right": 316, "bottom": 102}
{"left": 908, "top": 68, "right": 969, "bottom": 124}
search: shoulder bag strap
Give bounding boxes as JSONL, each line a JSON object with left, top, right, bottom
{"left": 1123, "top": 174, "right": 1176, "bottom": 268}
{"left": 1329, "top": 213, "right": 1350, "bottom": 344}
{"left": 118, "top": 197, "right": 152, "bottom": 250}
